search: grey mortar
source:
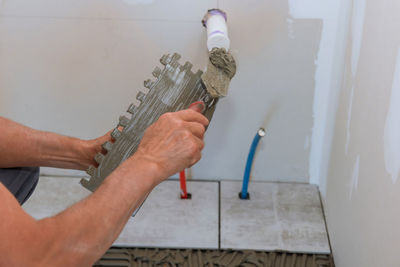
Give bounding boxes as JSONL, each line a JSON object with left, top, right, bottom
{"left": 94, "top": 247, "right": 335, "bottom": 267}
{"left": 201, "top": 47, "right": 237, "bottom": 98}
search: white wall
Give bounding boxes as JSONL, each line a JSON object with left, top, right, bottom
{"left": 0, "top": 0, "right": 322, "bottom": 182}
{"left": 322, "top": 0, "right": 400, "bottom": 266}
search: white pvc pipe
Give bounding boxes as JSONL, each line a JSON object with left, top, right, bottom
{"left": 202, "top": 9, "right": 230, "bottom": 51}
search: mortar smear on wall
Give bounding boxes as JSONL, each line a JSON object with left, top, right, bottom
{"left": 349, "top": 154, "right": 360, "bottom": 199}
{"left": 383, "top": 48, "right": 400, "bottom": 184}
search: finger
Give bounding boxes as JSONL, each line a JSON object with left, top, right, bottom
{"left": 103, "top": 130, "right": 113, "bottom": 141}
{"left": 191, "top": 135, "right": 205, "bottom": 154}
{"left": 188, "top": 137, "right": 204, "bottom": 166}
{"left": 96, "top": 130, "right": 113, "bottom": 154}
{"left": 188, "top": 152, "right": 202, "bottom": 168}
{"left": 188, "top": 101, "right": 205, "bottom": 113}
{"left": 183, "top": 121, "right": 206, "bottom": 139}
{"left": 176, "top": 109, "right": 209, "bottom": 126}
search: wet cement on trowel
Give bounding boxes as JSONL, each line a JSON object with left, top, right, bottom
{"left": 201, "top": 48, "right": 237, "bottom": 98}
{"left": 94, "top": 247, "right": 334, "bottom": 267}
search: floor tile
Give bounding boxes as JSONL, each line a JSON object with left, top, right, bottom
{"left": 39, "top": 167, "right": 87, "bottom": 177}
{"left": 115, "top": 180, "right": 219, "bottom": 249}
{"left": 220, "top": 181, "right": 330, "bottom": 253}
{"left": 23, "top": 176, "right": 90, "bottom": 218}
{"left": 23, "top": 177, "right": 219, "bottom": 249}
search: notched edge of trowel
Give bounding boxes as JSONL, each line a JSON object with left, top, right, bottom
{"left": 80, "top": 53, "right": 213, "bottom": 192}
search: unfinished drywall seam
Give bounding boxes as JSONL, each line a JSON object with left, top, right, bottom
{"left": 349, "top": 154, "right": 360, "bottom": 199}
{"left": 345, "top": 0, "right": 366, "bottom": 155}
{"left": 287, "top": 18, "right": 295, "bottom": 39}
{"left": 304, "top": 135, "right": 310, "bottom": 150}
{"left": 383, "top": 47, "right": 400, "bottom": 184}
{"left": 289, "top": 0, "right": 351, "bottom": 189}
{"left": 350, "top": 0, "right": 366, "bottom": 76}
{"left": 345, "top": 85, "right": 355, "bottom": 154}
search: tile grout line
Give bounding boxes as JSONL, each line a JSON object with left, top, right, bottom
{"left": 318, "top": 189, "right": 334, "bottom": 258}
{"left": 39, "top": 173, "right": 312, "bottom": 186}
{"left": 218, "top": 180, "right": 221, "bottom": 250}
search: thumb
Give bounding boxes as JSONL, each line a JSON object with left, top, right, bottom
{"left": 188, "top": 101, "right": 205, "bottom": 113}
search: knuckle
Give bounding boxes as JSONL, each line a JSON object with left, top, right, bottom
{"left": 190, "top": 153, "right": 202, "bottom": 167}
{"left": 199, "top": 124, "right": 206, "bottom": 135}
{"left": 175, "top": 119, "right": 184, "bottom": 128}
{"left": 181, "top": 130, "right": 192, "bottom": 139}
{"left": 199, "top": 141, "right": 205, "bottom": 150}
{"left": 161, "top": 112, "right": 173, "bottom": 120}
{"left": 187, "top": 109, "right": 196, "bottom": 115}
{"left": 189, "top": 141, "right": 199, "bottom": 154}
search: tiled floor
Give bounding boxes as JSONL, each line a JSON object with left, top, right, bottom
{"left": 115, "top": 180, "right": 219, "bottom": 248}
{"left": 220, "top": 181, "right": 330, "bottom": 253}
{"left": 23, "top": 176, "right": 329, "bottom": 253}
{"left": 22, "top": 176, "right": 90, "bottom": 219}
{"left": 23, "top": 177, "right": 219, "bottom": 249}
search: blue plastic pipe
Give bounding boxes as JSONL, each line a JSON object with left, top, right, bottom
{"left": 240, "top": 128, "right": 265, "bottom": 199}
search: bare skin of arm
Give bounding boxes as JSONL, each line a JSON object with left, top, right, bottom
{"left": 0, "top": 116, "right": 109, "bottom": 170}
{"left": 0, "top": 108, "right": 209, "bottom": 267}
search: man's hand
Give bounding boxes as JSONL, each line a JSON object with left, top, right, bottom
{"left": 0, "top": 106, "right": 211, "bottom": 266}
{"left": 83, "top": 131, "right": 113, "bottom": 168}
{"left": 0, "top": 116, "right": 113, "bottom": 171}
{"left": 132, "top": 104, "right": 209, "bottom": 185}
{"left": 0, "top": 102, "right": 208, "bottom": 175}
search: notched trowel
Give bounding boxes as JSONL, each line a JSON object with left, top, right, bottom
{"left": 80, "top": 53, "right": 219, "bottom": 192}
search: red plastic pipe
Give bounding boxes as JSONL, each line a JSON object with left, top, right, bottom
{"left": 180, "top": 170, "right": 188, "bottom": 199}
{"left": 178, "top": 101, "right": 204, "bottom": 199}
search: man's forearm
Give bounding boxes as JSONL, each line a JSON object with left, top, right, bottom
{"left": 35, "top": 156, "right": 159, "bottom": 266}
{"left": 0, "top": 109, "right": 208, "bottom": 267}
{"left": 1, "top": 155, "right": 160, "bottom": 267}
{"left": 0, "top": 117, "right": 96, "bottom": 170}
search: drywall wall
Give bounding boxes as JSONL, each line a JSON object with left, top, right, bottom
{"left": 0, "top": 1, "right": 322, "bottom": 182}
{"left": 289, "top": 0, "right": 350, "bottom": 189}
{"left": 323, "top": 0, "right": 400, "bottom": 266}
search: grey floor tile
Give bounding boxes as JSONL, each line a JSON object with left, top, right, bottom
{"left": 23, "top": 177, "right": 219, "bottom": 249}
{"left": 115, "top": 180, "right": 219, "bottom": 249}
{"left": 23, "top": 176, "right": 90, "bottom": 218}
{"left": 220, "top": 181, "right": 330, "bottom": 253}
